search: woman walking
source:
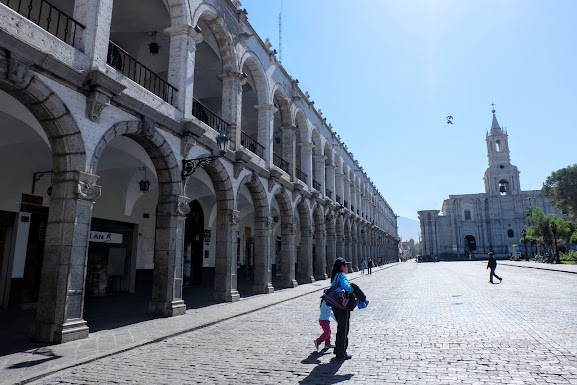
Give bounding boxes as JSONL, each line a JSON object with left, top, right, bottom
{"left": 330, "top": 257, "right": 354, "bottom": 359}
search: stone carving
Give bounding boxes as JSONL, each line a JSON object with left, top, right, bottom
{"left": 267, "top": 216, "right": 274, "bottom": 231}
{"left": 86, "top": 90, "right": 110, "bottom": 122}
{"left": 140, "top": 117, "right": 156, "bottom": 139}
{"left": 77, "top": 180, "right": 101, "bottom": 200}
{"left": 231, "top": 210, "right": 240, "bottom": 226}
{"left": 177, "top": 195, "right": 191, "bottom": 216}
{"left": 8, "top": 57, "right": 32, "bottom": 87}
{"left": 181, "top": 134, "right": 196, "bottom": 158}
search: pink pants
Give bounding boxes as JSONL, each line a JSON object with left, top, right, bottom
{"left": 315, "top": 320, "right": 331, "bottom": 346}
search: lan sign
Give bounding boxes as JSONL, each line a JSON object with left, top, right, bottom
{"left": 89, "top": 231, "right": 123, "bottom": 244}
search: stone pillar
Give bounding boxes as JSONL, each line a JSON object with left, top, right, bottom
{"left": 254, "top": 104, "right": 277, "bottom": 165}
{"left": 335, "top": 172, "right": 345, "bottom": 204}
{"left": 313, "top": 154, "right": 326, "bottom": 192}
{"left": 336, "top": 223, "right": 345, "bottom": 262}
{"left": 214, "top": 209, "right": 241, "bottom": 302}
{"left": 164, "top": 25, "right": 203, "bottom": 116}
{"left": 345, "top": 234, "right": 352, "bottom": 270}
{"left": 326, "top": 165, "right": 336, "bottom": 200}
{"left": 219, "top": 72, "right": 246, "bottom": 151}
{"left": 326, "top": 219, "right": 336, "bottom": 273}
{"left": 32, "top": 171, "right": 100, "bottom": 343}
{"left": 299, "top": 141, "right": 314, "bottom": 186}
{"left": 253, "top": 216, "right": 274, "bottom": 293}
{"left": 281, "top": 222, "right": 298, "bottom": 288}
{"left": 73, "top": 0, "right": 113, "bottom": 69}
{"left": 297, "top": 225, "right": 314, "bottom": 283}
{"left": 148, "top": 194, "right": 188, "bottom": 317}
{"left": 315, "top": 227, "right": 328, "bottom": 280}
{"left": 351, "top": 235, "right": 358, "bottom": 270}
{"left": 281, "top": 125, "right": 297, "bottom": 177}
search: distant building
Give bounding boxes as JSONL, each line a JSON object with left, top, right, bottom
{"left": 400, "top": 239, "right": 416, "bottom": 258}
{"left": 418, "top": 109, "right": 560, "bottom": 260}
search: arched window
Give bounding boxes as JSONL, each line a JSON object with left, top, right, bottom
{"left": 496, "top": 140, "right": 501, "bottom": 152}
{"left": 498, "top": 180, "right": 509, "bottom": 195}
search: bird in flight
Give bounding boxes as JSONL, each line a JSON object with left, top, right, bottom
{"left": 446, "top": 116, "right": 454, "bottom": 125}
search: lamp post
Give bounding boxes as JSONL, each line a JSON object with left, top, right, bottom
{"left": 182, "top": 128, "right": 228, "bottom": 180}
{"left": 550, "top": 222, "right": 560, "bottom": 264}
{"left": 521, "top": 228, "right": 528, "bottom": 261}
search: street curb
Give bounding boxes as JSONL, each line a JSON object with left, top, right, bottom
{"left": 498, "top": 262, "right": 577, "bottom": 275}
{"left": 16, "top": 263, "right": 399, "bottom": 385}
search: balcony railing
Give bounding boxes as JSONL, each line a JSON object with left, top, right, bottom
{"left": 1, "top": 0, "right": 85, "bottom": 48}
{"left": 240, "top": 131, "right": 264, "bottom": 159}
{"left": 326, "top": 188, "right": 332, "bottom": 199}
{"left": 296, "top": 167, "right": 307, "bottom": 182}
{"left": 312, "top": 180, "right": 321, "bottom": 191}
{"left": 273, "top": 152, "right": 290, "bottom": 174}
{"left": 192, "top": 98, "right": 229, "bottom": 133}
{"left": 344, "top": 200, "right": 348, "bottom": 208}
{"left": 336, "top": 195, "right": 341, "bottom": 204}
{"left": 107, "top": 41, "right": 177, "bottom": 105}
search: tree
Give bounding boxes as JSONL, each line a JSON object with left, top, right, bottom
{"left": 542, "top": 164, "right": 577, "bottom": 219}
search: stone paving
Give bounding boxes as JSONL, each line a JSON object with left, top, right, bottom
{"left": 4, "top": 261, "right": 577, "bottom": 384}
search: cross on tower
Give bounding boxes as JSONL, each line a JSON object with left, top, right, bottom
{"left": 491, "top": 102, "right": 496, "bottom": 113}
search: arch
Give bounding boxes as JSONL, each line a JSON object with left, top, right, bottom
{"left": 192, "top": 5, "right": 237, "bottom": 72}
{"left": 90, "top": 121, "right": 182, "bottom": 196}
{"left": 272, "top": 86, "right": 292, "bottom": 126}
{"left": 239, "top": 51, "right": 269, "bottom": 105}
{"left": 0, "top": 73, "right": 86, "bottom": 173}
{"left": 236, "top": 173, "right": 270, "bottom": 218}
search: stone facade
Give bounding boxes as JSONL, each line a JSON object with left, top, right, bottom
{"left": 0, "top": 0, "right": 398, "bottom": 344}
{"left": 418, "top": 111, "right": 560, "bottom": 260}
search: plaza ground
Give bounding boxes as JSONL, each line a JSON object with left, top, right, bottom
{"left": 2, "top": 261, "right": 577, "bottom": 384}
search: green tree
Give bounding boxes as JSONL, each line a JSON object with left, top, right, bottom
{"left": 542, "top": 164, "right": 577, "bottom": 219}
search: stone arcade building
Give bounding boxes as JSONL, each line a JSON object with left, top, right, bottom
{"left": 0, "top": 0, "right": 398, "bottom": 344}
{"left": 418, "top": 110, "right": 559, "bottom": 260}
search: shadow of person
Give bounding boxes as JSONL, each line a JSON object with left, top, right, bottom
{"left": 299, "top": 354, "right": 353, "bottom": 384}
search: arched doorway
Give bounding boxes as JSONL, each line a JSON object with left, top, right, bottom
{"left": 465, "top": 235, "right": 477, "bottom": 255}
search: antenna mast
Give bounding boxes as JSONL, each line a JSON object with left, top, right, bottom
{"left": 278, "top": 0, "right": 283, "bottom": 62}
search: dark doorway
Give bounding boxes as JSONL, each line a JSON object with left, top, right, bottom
{"left": 184, "top": 200, "right": 204, "bottom": 285}
{"left": 465, "top": 235, "right": 477, "bottom": 254}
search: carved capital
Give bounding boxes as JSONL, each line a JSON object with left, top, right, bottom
{"left": 164, "top": 25, "right": 204, "bottom": 44}
{"left": 254, "top": 103, "right": 278, "bottom": 113}
{"left": 267, "top": 216, "right": 274, "bottom": 231}
{"left": 140, "top": 117, "right": 156, "bottom": 139}
{"left": 231, "top": 210, "right": 240, "bottom": 226}
{"left": 8, "top": 56, "right": 32, "bottom": 87}
{"left": 218, "top": 71, "right": 247, "bottom": 85}
{"left": 86, "top": 90, "right": 110, "bottom": 122}
{"left": 177, "top": 195, "right": 191, "bottom": 216}
{"left": 76, "top": 172, "right": 101, "bottom": 201}
{"left": 181, "top": 134, "right": 196, "bottom": 158}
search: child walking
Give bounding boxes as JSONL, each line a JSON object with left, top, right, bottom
{"left": 315, "top": 299, "right": 335, "bottom": 351}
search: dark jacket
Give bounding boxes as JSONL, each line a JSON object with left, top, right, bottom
{"left": 487, "top": 256, "right": 497, "bottom": 269}
{"left": 350, "top": 283, "right": 366, "bottom": 303}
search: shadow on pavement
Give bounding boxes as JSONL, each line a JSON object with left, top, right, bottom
{"left": 298, "top": 351, "right": 352, "bottom": 384}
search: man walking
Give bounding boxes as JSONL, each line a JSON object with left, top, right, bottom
{"left": 487, "top": 252, "right": 502, "bottom": 284}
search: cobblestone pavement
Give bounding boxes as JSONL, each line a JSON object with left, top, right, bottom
{"left": 23, "top": 261, "right": 577, "bottom": 385}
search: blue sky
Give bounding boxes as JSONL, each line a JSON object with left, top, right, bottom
{"left": 240, "top": 0, "right": 577, "bottom": 226}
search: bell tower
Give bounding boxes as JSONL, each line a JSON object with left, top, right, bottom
{"left": 483, "top": 106, "right": 521, "bottom": 195}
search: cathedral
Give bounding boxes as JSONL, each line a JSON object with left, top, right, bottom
{"left": 418, "top": 109, "right": 560, "bottom": 260}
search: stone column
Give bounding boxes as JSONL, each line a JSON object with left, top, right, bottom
{"left": 351, "top": 235, "right": 358, "bottom": 271}
{"left": 313, "top": 154, "right": 326, "bottom": 192}
{"left": 326, "top": 219, "right": 336, "bottom": 273}
{"left": 344, "top": 233, "right": 352, "bottom": 270}
{"left": 73, "top": 0, "right": 113, "bottom": 69}
{"left": 148, "top": 194, "right": 188, "bottom": 317}
{"left": 214, "top": 209, "right": 241, "bottom": 302}
{"left": 254, "top": 104, "right": 277, "bottom": 165}
{"left": 253, "top": 216, "right": 274, "bottom": 293}
{"left": 281, "top": 222, "right": 298, "bottom": 288}
{"left": 336, "top": 222, "right": 345, "bottom": 262}
{"left": 297, "top": 225, "right": 314, "bottom": 283}
{"left": 32, "top": 172, "right": 100, "bottom": 343}
{"left": 281, "top": 125, "right": 297, "bottom": 177}
{"left": 299, "top": 141, "right": 314, "bottom": 186}
{"left": 335, "top": 172, "right": 345, "bottom": 204}
{"left": 164, "top": 25, "right": 203, "bottom": 116}
{"left": 314, "top": 227, "right": 328, "bottom": 280}
{"left": 326, "top": 165, "right": 336, "bottom": 200}
{"left": 219, "top": 72, "right": 246, "bottom": 151}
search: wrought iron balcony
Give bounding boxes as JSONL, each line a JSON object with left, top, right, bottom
{"left": 336, "top": 195, "right": 341, "bottom": 204}
{"left": 296, "top": 167, "right": 307, "bottom": 183}
{"left": 313, "top": 180, "right": 321, "bottom": 191}
{"left": 241, "top": 131, "right": 264, "bottom": 159}
{"left": 192, "top": 98, "right": 229, "bottom": 133}
{"left": 107, "top": 41, "right": 177, "bottom": 105}
{"left": 1, "top": 0, "right": 85, "bottom": 48}
{"left": 273, "top": 152, "right": 290, "bottom": 174}
{"left": 325, "top": 188, "right": 332, "bottom": 199}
